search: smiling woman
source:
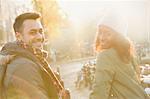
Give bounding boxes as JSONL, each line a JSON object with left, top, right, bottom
{"left": 90, "top": 7, "right": 149, "bottom": 99}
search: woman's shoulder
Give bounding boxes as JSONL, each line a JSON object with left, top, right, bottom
{"left": 96, "top": 48, "right": 117, "bottom": 70}
{"left": 96, "top": 48, "right": 121, "bottom": 67}
{"left": 97, "top": 48, "right": 117, "bottom": 58}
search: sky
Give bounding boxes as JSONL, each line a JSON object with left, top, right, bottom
{"left": 57, "top": 0, "right": 149, "bottom": 42}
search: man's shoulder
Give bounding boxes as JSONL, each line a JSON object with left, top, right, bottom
{"left": 8, "top": 55, "right": 38, "bottom": 68}
{"left": 6, "top": 55, "right": 41, "bottom": 81}
{"left": 15, "top": 55, "right": 34, "bottom": 61}
{"left": 0, "top": 54, "right": 16, "bottom": 65}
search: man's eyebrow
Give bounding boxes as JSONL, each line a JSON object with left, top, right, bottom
{"left": 39, "top": 28, "right": 43, "bottom": 31}
{"left": 29, "top": 27, "right": 43, "bottom": 31}
{"left": 30, "top": 29, "right": 37, "bottom": 31}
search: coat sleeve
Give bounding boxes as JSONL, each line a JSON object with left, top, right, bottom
{"left": 6, "top": 57, "right": 49, "bottom": 99}
{"left": 90, "top": 52, "right": 116, "bottom": 99}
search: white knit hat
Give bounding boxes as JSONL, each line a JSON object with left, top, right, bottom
{"left": 98, "top": 8, "right": 128, "bottom": 36}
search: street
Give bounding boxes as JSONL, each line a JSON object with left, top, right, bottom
{"left": 59, "top": 59, "right": 93, "bottom": 99}
{"left": 59, "top": 58, "right": 150, "bottom": 99}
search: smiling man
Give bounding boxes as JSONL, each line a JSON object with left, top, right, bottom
{"left": 0, "top": 12, "right": 69, "bottom": 99}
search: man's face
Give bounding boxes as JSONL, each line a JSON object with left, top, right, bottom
{"left": 98, "top": 25, "right": 115, "bottom": 49}
{"left": 19, "top": 19, "right": 45, "bottom": 49}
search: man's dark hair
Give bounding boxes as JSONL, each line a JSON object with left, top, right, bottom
{"left": 13, "top": 12, "right": 41, "bottom": 33}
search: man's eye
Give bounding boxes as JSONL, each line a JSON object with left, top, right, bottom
{"left": 39, "top": 30, "right": 44, "bottom": 34}
{"left": 30, "top": 31, "right": 37, "bottom": 35}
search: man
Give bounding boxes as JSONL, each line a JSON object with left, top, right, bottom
{"left": 0, "top": 12, "right": 69, "bottom": 99}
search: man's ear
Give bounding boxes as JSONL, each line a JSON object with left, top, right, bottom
{"left": 15, "top": 32, "right": 22, "bottom": 41}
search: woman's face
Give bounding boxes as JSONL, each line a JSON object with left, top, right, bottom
{"left": 98, "top": 25, "right": 115, "bottom": 49}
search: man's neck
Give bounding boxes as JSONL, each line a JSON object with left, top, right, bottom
{"left": 17, "top": 40, "right": 48, "bottom": 59}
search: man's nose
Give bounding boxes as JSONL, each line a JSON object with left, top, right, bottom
{"left": 36, "top": 32, "right": 43, "bottom": 38}
{"left": 35, "top": 32, "right": 44, "bottom": 42}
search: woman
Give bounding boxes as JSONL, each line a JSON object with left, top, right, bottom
{"left": 90, "top": 10, "right": 149, "bottom": 99}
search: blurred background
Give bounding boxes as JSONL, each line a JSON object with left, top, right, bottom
{"left": 0, "top": 0, "right": 150, "bottom": 63}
